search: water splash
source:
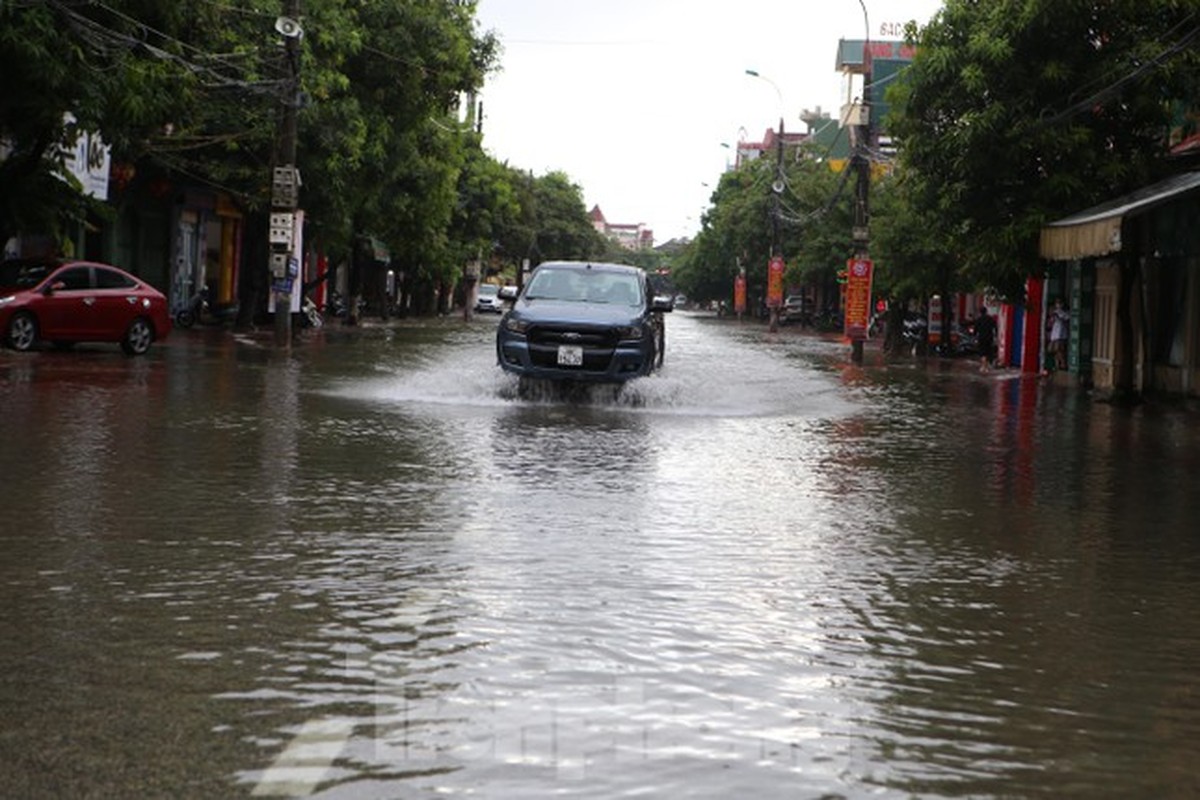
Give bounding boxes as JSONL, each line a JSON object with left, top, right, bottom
{"left": 321, "top": 314, "right": 854, "bottom": 420}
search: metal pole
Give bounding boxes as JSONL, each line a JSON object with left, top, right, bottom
{"left": 768, "top": 115, "right": 784, "bottom": 333}
{"left": 273, "top": 0, "right": 301, "bottom": 347}
{"left": 745, "top": 70, "right": 786, "bottom": 333}
{"left": 850, "top": 0, "right": 872, "bottom": 364}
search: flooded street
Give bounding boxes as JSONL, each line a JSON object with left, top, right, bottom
{"left": 2, "top": 313, "right": 1199, "bottom": 799}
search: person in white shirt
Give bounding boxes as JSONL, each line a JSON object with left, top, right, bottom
{"left": 1048, "top": 298, "right": 1070, "bottom": 371}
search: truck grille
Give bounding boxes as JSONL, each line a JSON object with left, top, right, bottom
{"left": 527, "top": 324, "right": 619, "bottom": 348}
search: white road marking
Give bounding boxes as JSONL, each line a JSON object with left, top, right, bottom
{"left": 251, "top": 718, "right": 355, "bottom": 797}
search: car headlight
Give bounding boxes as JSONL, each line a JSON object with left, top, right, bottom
{"left": 504, "top": 316, "right": 530, "bottom": 334}
{"left": 0, "top": 295, "right": 14, "bottom": 306}
{"left": 616, "top": 324, "right": 643, "bottom": 340}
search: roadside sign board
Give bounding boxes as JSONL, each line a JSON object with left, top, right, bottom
{"left": 843, "top": 257, "right": 874, "bottom": 340}
{"left": 767, "top": 256, "right": 784, "bottom": 308}
{"left": 734, "top": 274, "right": 747, "bottom": 314}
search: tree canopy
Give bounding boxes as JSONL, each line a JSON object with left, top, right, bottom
{"left": 886, "top": 0, "right": 1200, "bottom": 299}
{"left": 676, "top": 143, "right": 858, "bottom": 307}
{"left": 679, "top": 1, "right": 1200, "bottom": 318}
{"left": 1, "top": 0, "right": 616, "bottom": 312}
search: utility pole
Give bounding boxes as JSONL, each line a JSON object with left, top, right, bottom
{"left": 270, "top": 0, "right": 302, "bottom": 347}
{"left": 849, "top": 46, "right": 872, "bottom": 365}
{"left": 746, "top": 69, "right": 786, "bottom": 333}
{"left": 769, "top": 115, "right": 785, "bottom": 333}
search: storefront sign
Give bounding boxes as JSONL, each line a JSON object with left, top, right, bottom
{"left": 60, "top": 113, "right": 111, "bottom": 200}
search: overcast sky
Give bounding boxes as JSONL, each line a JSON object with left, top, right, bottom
{"left": 472, "top": 0, "right": 944, "bottom": 245}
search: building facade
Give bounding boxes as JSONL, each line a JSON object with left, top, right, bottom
{"left": 1039, "top": 171, "right": 1200, "bottom": 399}
{"left": 589, "top": 206, "right": 653, "bottom": 251}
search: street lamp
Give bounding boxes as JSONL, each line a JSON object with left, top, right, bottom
{"left": 721, "top": 126, "right": 750, "bottom": 170}
{"left": 745, "top": 69, "right": 787, "bottom": 332}
{"left": 744, "top": 69, "right": 783, "bottom": 114}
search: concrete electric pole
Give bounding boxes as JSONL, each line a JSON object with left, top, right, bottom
{"left": 270, "top": 0, "right": 302, "bottom": 347}
{"left": 848, "top": 0, "right": 873, "bottom": 365}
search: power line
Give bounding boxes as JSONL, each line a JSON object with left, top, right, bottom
{"left": 1035, "top": 21, "right": 1200, "bottom": 129}
{"left": 47, "top": 0, "right": 287, "bottom": 96}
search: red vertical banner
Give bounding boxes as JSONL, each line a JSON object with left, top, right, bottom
{"left": 766, "top": 256, "right": 784, "bottom": 308}
{"left": 734, "top": 274, "right": 747, "bottom": 314}
{"left": 1022, "top": 277, "right": 1044, "bottom": 373}
{"left": 843, "top": 257, "right": 874, "bottom": 340}
{"left": 315, "top": 252, "right": 328, "bottom": 310}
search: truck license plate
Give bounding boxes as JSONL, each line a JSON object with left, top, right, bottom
{"left": 557, "top": 345, "right": 583, "bottom": 366}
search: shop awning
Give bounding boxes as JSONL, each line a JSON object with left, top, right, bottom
{"left": 1039, "top": 170, "right": 1200, "bottom": 260}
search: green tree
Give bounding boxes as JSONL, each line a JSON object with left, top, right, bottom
{"left": 0, "top": 0, "right": 219, "bottom": 247}
{"left": 449, "top": 133, "right": 521, "bottom": 273}
{"left": 1, "top": 0, "right": 502, "bottom": 320}
{"left": 779, "top": 147, "right": 856, "bottom": 292}
{"left": 871, "top": 169, "right": 963, "bottom": 352}
{"left": 677, "top": 159, "right": 773, "bottom": 308}
{"left": 524, "top": 171, "right": 607, "bottom": 265}
{"left": 889, "top": 0, "right": 1200, "bottom": 298}
{"left": 294, "top": 0, "right": 497, "bottom": 319}
{"left": 678, "top": 143, "right": 859, "bottom": 313}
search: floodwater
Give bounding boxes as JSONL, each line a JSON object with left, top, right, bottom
{"left": 1, "top": 313, "right": 1198, "bottom": 799}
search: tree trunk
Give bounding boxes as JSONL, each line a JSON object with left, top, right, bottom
{"left": 235, "top": 213, "right": 267, "bottom": 330}
{"left": 882, "top": 297, "right": 906, "bottom": 356}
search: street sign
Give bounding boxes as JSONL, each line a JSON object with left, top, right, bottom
{"left": 734, "top": 274, "right": 747, "bottom": 314}
{"left": 766, "top": 256, "right": 784, "bottom": 308}
{"left": 843, "top": 257, "right": 874, "bottom": 340}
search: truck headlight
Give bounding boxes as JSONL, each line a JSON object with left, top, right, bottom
{"left": 504, "top": 317, "right": 530, "bottom": 334}
{"left": 616, "top": 324, "right": 643, "bottom": 340}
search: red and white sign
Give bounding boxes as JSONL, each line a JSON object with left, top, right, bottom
{"left": 843, "top": 257, "right": 874, "bottom": 340}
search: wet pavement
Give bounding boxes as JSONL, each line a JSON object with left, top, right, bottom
{"left": 2, "top": 313, "right": 1199, "bottom": 798}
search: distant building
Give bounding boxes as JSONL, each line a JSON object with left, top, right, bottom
{"left": 589, "top": 205, "right": 654, "bottom": 250}
{"left": 727, "top": 125, "right": 812, "bottom": 170}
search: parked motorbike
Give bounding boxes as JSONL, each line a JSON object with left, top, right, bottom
{"left": 300, "top": 295, "right": 323, "bottom": 329}
{"left": 950, "top": 322, "right": 980, "bottom": 356}
{"left": 902, "top": 314, "right": 927, "bottom": 353}
{"left": 174, "top": 286, "right": 210, "bottom": 328}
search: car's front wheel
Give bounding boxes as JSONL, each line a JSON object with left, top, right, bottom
{"left": 121, "top": 317, "right": 154, "bottom": 355}
{"left": 7, "top": 311, "right": 38, "bottom": 351}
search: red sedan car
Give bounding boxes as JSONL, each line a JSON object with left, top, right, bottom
{"left": 0, "top": 258, "right": 171, "bottom": 355}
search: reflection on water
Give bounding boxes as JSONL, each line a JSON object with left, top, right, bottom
{"left": 1, "top": 317, "right": 1199, "bottom": 799}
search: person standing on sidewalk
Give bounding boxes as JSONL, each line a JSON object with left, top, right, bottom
{"left": 1048, "top": 298, "right": 1070, "bottom": 372}
{"left": 976, "top": 306, "right": 997, "bottom": 372}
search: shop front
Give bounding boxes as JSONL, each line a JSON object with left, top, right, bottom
{"left": 1040, "top": 171, "right": 1200, "bottom": 399}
